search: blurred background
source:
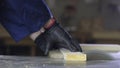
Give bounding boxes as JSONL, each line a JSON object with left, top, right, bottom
{"left": 0, "top": 0, "right": 120, "bottom": 56}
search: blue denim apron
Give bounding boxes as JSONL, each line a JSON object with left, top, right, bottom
{"left": 0, "top": 0, "right": 52, "bottom": 42}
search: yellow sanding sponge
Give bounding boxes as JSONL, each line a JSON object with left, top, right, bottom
{"left": 64, "top": 52, "right": 87, "bottom": 61}
{"left": 49, "top": 48, "right": 87, "bottom": 62}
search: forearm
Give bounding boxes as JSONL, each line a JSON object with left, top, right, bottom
{"left": 30, "top": 27, "right": 45, "bottom": 41}
{"left": 30, "top": 18, "right": 55, "bottom": 41}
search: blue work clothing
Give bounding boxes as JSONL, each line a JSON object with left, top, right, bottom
{"left": 0, "top": 0, "right": 53, "bottom": 42}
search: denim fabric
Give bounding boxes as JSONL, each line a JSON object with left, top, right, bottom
{"left": 0, "top": 0, "right": 52, "bottom": 42}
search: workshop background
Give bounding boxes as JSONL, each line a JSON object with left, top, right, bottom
{"left": 0, "top": 0, "right": 120, "bottom": 56}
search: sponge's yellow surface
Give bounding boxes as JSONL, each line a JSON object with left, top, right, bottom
{"left": 64, "top": 52, "right": 87, "bottom": 61}
{"left": 49, "top": 49, "right": 87, "bottom": 62}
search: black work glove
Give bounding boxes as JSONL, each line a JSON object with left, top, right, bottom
{"left": 35, "top": 22, "right": 82, "bottom": 56}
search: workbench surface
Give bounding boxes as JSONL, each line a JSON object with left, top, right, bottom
{"left": 0, "top": 55, "right": 119, "bottom": 68}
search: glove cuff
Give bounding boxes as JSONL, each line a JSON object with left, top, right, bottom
{"left": 44, "top": 18, "right": 56, "bottom": 29}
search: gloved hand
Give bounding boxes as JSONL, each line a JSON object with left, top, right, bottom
{"left": 35, "top": 22, "right": 82, "bottom": 56}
